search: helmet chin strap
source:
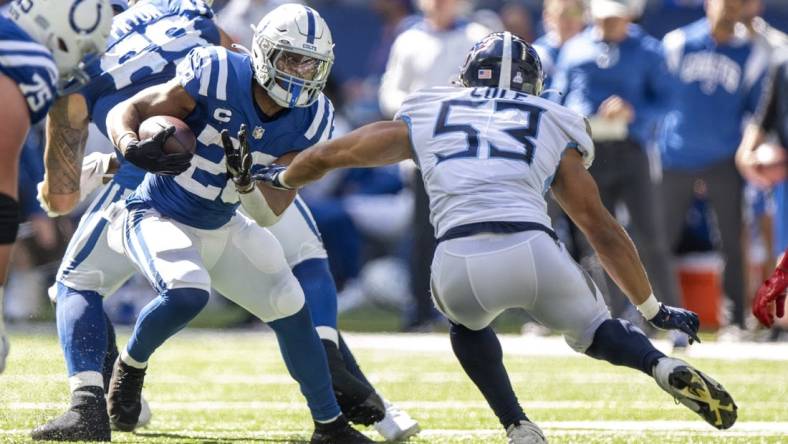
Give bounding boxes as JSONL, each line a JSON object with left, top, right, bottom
{"left": 499, "top": 31, "right": 512, "bottom": 90}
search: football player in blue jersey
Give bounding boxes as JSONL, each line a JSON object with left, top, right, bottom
{"left": 104, "top": 11, "right": 373, "bottom": 442}
{"left": 33, "top": 1, "right": 411, "bottom": 442}
{"left": 0, "top": 0, "right": 112, "bottom": 374}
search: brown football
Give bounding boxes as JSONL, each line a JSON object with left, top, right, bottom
{"left": 138, "top": 115, "right": 196, "bottom": 155}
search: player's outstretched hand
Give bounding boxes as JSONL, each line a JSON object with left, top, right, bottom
{"left": 221, "top": 124, "right": 253, "bottom": 193}
{"left": 254, "top": 164, "right": 293, "bottom": 190}
{"left": 125, "top": 126, "right": 192, "bottom": 176}
{"left": 649, "top": 304, "right": 701, "bottom": 344}
{"left": 752, "top": 267, "right": 787, "bottom": 328}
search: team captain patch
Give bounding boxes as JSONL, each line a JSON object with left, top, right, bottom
{"left": 478, "top": 69, "right": 492, "bottom": 79}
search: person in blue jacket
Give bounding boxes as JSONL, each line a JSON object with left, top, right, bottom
{"left": 660, "top": 0, "right": 769, "bottom": 334}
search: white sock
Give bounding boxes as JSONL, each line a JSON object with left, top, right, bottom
{"left": 120, "top": 349, "right": 147, "bottom": 369}
{"left": 315, "top": 326, "right": 338, "bottom": 345}
{"left": 315, "top": 413, "right": 341, "bottom": 424}
{"left": 69, "top": 371, "right": 104, "bottom": 392}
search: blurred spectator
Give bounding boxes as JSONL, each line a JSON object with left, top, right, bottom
{"left": 367, "top": 0, "right": 416, "bottom": 77}
{"left": 551, "top": 0, "right": 681, "bottom": 338}
{"left": 378, "top": 0, "right": 490, "bottom": 117}
{"left": 532, "top": 0, "right": 587, "bottom": 92}
{"left": 740, "top": 0, "right": 788, "bottom": 49}
{"left": 379, "top": 0, "right": 490, "bottom": 330}
{"left": 499, "top": 1, "right": 535, "bottom": 42}
{"left": 737, "top": 47, "right": 788, "bottom": 262}
{"left": 216, "top": 0, "right": 302, "bottom": 46}
{"left": 659, "top": 0, "right": 769, "bottom": 335}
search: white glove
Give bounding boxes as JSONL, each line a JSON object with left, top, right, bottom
{"left": 36, "top": 151, "right": 115, "bottom": 217}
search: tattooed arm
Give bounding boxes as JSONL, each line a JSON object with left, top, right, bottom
{"left": 40, "top": 94, "right": 90, "bottom": 215}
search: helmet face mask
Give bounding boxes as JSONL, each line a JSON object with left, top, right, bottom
{"left": 459, "top": 32, "right": 544, "bottom": 96}
{"left": 251, "top": 4, "right": 334, "bottom": 108}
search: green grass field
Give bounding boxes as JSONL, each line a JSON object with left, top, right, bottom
{"left": 2, "top": 328, "right": 787, "bottom": 443}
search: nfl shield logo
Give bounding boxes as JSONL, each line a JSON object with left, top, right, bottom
{"left": 478, "top": 69, "right": 493, "bottom": 79}
{"left": 253, "top": 126, "right": 265, "bottom": 139}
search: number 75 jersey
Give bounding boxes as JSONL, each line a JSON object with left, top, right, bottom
{"left": 395, "top": 86, "right": 594, "bottom": 238}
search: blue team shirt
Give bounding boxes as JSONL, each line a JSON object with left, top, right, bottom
{"left": 129, "top": 46, "right": 334, "bottom": 229}
{"left": 551, "top": 25, "right": 669, "bottom": 147}
{"left": 79, "top": 0, "right": 219, "bottom": 188}
{"left": 659, "top": 19, "right": 768, "bottom": 170}
{"left": 0, "top": 15, "right": 58, "bottom": 124}
{"left": 532, "top": 32, "right": 562, "bottom": 93}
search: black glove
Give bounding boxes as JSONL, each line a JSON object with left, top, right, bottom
{"left": 124, "top": 126, "right": 192, "bottom": 176}
{"left": 221, "top": 124, "right": 254, "bottom": 193}
{"left": 648, "top": 304, "right": 701, "bottom": 344}
{"left": 253, "top": 164, "right": 293, "bottom": 190}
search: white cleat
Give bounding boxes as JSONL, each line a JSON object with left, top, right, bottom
{"left": 137, "top": 396, "right": 152, "bottom": 428}
{"left": 374, "top": 400, "right": 420, "bottom": 441}
{"left": 0, "top": 333, "right": 8, "bottom": 374}
{"left": 506, "top": 420, "right": 547, "bottom": 444}
{"left": 653, "top": 357, "right": 737, "bottom": 430}
{"left": 109, "top": 395, "right": 152, "bottom": 430}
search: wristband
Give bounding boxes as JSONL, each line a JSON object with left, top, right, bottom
{"left": 636, "top": 293, "right": 660, "bottom": 320}
{"left": 277, "top": 170, "right": 293, "bottom": 189}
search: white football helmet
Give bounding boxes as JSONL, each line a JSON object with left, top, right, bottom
{"left": 8, "top": 0, "right": 113, "bottom": 91}
{"left": 250, "top": 4, "right": 334, "bottom": 108}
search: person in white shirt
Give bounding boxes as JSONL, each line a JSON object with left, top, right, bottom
{"left": 379, "top": 0, "right": 490, "bottom": 330}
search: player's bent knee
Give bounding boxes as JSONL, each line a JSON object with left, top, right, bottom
{"left": 161, "top": 287, "right": 210, "bottom": 314}
{"left": 269, "top": 274, "right": 306, "bottom": 321}
{"left": 564, "top": 312, "right": 610, "bottom": 353}
{"left": 0, "top": 193, "right": 20, "bottom": 245}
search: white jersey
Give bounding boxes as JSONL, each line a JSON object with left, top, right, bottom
{"left": 395, "top": 86, "right": 594, "bottom": 238}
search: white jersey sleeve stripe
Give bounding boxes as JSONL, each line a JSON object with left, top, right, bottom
{"left": 198, "top": 51, "right": 212, "bottom": 97}
{"left": 0, "top": 54, "right": 57, "bottom": 77}
{"left": 0, "top": 40, "right": 51, "bottom": 55}
{"left": 215, "top": 48, "right": 228, "bottom": 101}
{"left": 317, "top": 101, "right": 334, "bottom": 142}
{"left": 304, "top": 94, "right": 326, "bottom": 140}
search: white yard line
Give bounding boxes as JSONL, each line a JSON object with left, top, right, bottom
{"left": 342, "top": 332, "right": 788, "bottom": 361}
{"left": 6, "top": 400, "right": 786, "bottom": 411}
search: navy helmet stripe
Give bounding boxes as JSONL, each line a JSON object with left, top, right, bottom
{"left": 305, "top": 7, "right": 316, "bottom": 44}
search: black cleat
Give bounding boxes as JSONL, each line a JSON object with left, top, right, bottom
{"left": 310, "top": 415, "right": 375, "bottom": 444}
{"left": 653, "top": 357, "right": 738, "bottom": 430}
{"left": 31, "top": 386, "right": 111, "bottom": 441}
{"left": 107, "top": 357, "right": 146, "bottom": 432}
{"left": 323, "top": 340, "right": 385, "bottom": 425}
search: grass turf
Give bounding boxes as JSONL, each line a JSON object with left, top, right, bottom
{"left": 1, "top": 329, "right": 787, "bottom": 443}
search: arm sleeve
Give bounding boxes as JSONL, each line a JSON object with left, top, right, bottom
{"left": 561, "top": 113, "right": 595, "bottom": 168}
{"left": 176, "top": 46, "right": 222, "bottom": 101}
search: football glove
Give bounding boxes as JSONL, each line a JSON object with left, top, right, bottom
{"left": 221, "top": 124, "right": 254, "bottom": 193}
{"left": 648, "top": 304, "right": 701, "bottom": 344}
{"left": 254, "top": 164, "right": 293, "bottom": 190}
{"left": 752, "top": 264, "right": 788, "bottom": 328}
{"left": 124, "top": 126, "right": 192, "bottom": 175}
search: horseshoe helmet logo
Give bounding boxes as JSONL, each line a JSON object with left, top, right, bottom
{"left": 69, "top": 0, "right": 103, "bottom": 34}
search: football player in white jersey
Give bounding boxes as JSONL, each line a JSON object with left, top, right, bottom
{"left": 259, "top": 32, "right": 739, "bottom": 442}
{"left": 0, "top": 0, "right": 113, "bottom": 374}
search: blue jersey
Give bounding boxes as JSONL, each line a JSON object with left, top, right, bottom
{"left": 659, "top": 19, "right": 769, "bottom": 170}
{"left": 129, "top": 46, "right": 334, "bottom": 229}
{"left": 0, "top": 15, "right": 57, "bottom": 124}
{"left": 79, "top": 0, "right": 220, "bottom": 188}
{"left": 551, "top": 25, "right": 669, "bottom": 146}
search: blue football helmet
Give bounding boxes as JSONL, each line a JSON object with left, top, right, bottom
{"left": 458, "top": 32, "right": 543, "bottom": 96}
